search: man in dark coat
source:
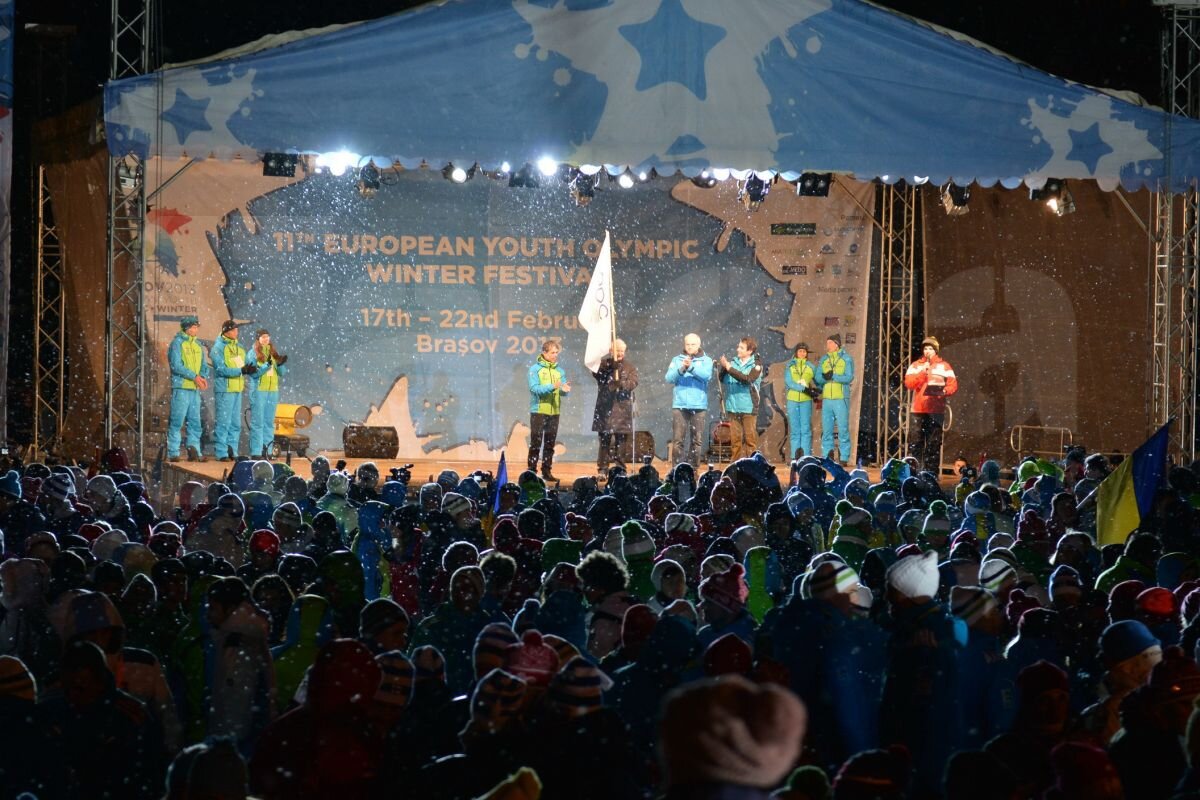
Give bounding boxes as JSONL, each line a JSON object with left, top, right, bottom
{"left": 591, "top": 339, "right": 639, "bottom": 472}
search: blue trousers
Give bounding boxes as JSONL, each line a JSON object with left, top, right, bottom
{"left": 248, "top": 390, "right": 279, "bottom": 457}
{"left": 213, "top": 391, "right": 243, "bottom": 458}
{"left": 821, "top": 397, "right": 852, "bottom": 462}
{"left": 787, "top": 400, "right": 813, "bottom": 460}
{"left": 167, "top": 388, "right": 202, "bottom": 457}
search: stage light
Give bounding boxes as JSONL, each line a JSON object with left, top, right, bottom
{"left": 508, "top": 163, "right": 539, "bottom": 188}
{"left": 739, "top": 174, "right": 770, "bottom": 210}
{"left": 537, "top": 156, "right": 559, "bottom": 177}
{"left": 316, "top": 150, "right": 359, "bottom": 177}
{"left": 692, "top": 170, "right": 718, "bottom": 189}
{"left": 500, "top": 161, "right": 512, "bottom": 173}
{"left": 797, "top": 172, "right": 832, "bottom": 197}
{"left": 570, "top": 171, "right": 597, "bottom": 206}
{"left": 618, "top": 173, "right": 635, "bottom": 189}
{"left": 940, "top": 183, "right": 970, "bottom": 216}
{"left": 442, "top": 163, "right": 474, "bottom": 183}
{"left": 638, "top": 170, "right": 649, "bottom": 181}
{"left": 262, "top": 153, "right": 297, "bottom": 178}
{"left": 1029, "top": 178, "right": 1075, "bottom": 216}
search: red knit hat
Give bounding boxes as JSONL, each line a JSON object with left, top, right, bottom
{"left": 504, "top": 630, "right": 560, "bottom": 686}
{"left": 249, "top": 529, "right": 281, "bottom": 557}
{"left": 621, "top": 604, "right": 657, "bottom": 650}
{"left": 1015, "top": 508, "right": 1049, "bottom": 543}
{"left": 699, "top": 563, "right": 749, "bottom": 614}
{"left": 703, "top": 633, "right": 753, "bottom": 677}
{"left": 1136, "top": 586, "right": 1177, "bottom": 618}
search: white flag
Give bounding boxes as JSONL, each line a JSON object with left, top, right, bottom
{"left": 578, "top": 231, "right": 614, "bottom": 373}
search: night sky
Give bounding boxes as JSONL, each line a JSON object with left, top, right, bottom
{"left": 10, "top": 0, "right": 1162, "bottom": 440}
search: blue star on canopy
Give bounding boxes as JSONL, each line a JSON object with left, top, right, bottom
{"left": 619, "top": 0, "right": 726, "bottom": 101}
{"left": 1066, "top": 122, "right": 1112, "bottom": 175}
{"left": 162, "top": 88, "right": 212, "bottom": 144}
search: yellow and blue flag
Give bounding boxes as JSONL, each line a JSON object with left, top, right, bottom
{"left": 482, "top": 451, "right": 508, "bottom": 543}
{"left": 1097, "top": 422, "right": 1171, "bottom": 546}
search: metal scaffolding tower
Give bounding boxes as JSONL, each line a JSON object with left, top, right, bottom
{"left": 33, "top": 166, "right": 65, "bottom": 453}
{"left": 106, "top": 0, "right": 155, "bottom": 467}
{"left": 874, "top": 184, "right": 920, "bottom": 462}
{"left": 1153, "top": 3, "right": 1200, "bottom": 461}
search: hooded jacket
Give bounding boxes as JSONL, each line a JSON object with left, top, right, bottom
{"left": 665, "top": 350, "right": 714, "bottom": 410}
{"left": 209, "top": 600, "right": 276, "bottom": 752}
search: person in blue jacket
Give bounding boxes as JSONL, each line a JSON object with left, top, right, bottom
{"left": 210, "top": 320, "right": 256, "bottom": 461}
{"left": 814, "top": 333, "right": 855, "bottom": 465}
{"left": 717, "top": 337, "right": 763, "bottom": 462}
{"left": 665, "top": 333, "right": 713, "bottom": 469}
{"left": 527, "top": 339, "right": 571, "bottom": 482}
{"left": 247, "top": 328, "right": 288, "bottom": 458}
{"left": 783, "top": 343, "right": 817, "bottom": 460}
{"left": 166, "top": 315, "right": 211, "bottom": 462}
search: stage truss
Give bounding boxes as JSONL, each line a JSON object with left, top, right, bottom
{"left": 1153, "top": 3, "right": 1200, "bottom": 462}
{"left": 874, "top": 184, "right": 920, "bottom": 463}
{"left": 33, "top": 166, "right": 65, "bottom": 453}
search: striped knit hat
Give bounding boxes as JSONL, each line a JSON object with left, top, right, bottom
{"left": 549, "top": 656, "right": 607, "bottom": 716}
{"left": 0, "top": 656, "right": 35, "bottom": 702}
{"left": 374, "top": 650, "right": 415, "bottom": 708}
{"left": 621, "top": 521, "right": 655, "bottom": 562}
{"left": 412, "top": 645, "right": 447, "bottom": 686}
{"left": 504, "top": 630, "right": 560, "bottom": 686}
{"left": 950, "top": 586, "right": 998, "bottom": 626}
{"left": 664, "top": 512, "right": 695, "bottom": 534}
{"left": 474, "top": 623, "right": 520, "bottom": 680}
{"left": 808, "top": 562, "right": 860, "bottom": 600}
{"left": 980, "top": 559, "right": 1017, "bottom": 594}
{"left": 469, "top": 668, "right": 528, "bottom": 733}
{"left": 540, "top": 634, "right": 582, "bottom": 669}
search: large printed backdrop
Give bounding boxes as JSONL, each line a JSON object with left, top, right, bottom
{"left": 140, "top": 163, "right": 873, "bottom": 462}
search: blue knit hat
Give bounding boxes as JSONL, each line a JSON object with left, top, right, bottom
{"left": 1099, "top": 620, "right": 1161, "bottom": 667}
{"left": 180, "top": 315, "right": 200, "bottom": 330}
{"left": 0, "top": 470, "right": 21, "bottom": 499}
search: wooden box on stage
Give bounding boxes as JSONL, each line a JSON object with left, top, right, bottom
{"left": 618, "top": 431, "right": 655, "bottom": 463}
{"left": 342, "top": 425, "right": 400, "bottom": 459}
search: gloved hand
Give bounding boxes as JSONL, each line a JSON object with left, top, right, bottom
{"left": 241, "top": 363, "right": 258, "bottom": 375}
{"left": 823, "top": 371, "right": 833, "bottom": 381}
{"left": 275, "top": 354, "right": 288, "bottom": 366}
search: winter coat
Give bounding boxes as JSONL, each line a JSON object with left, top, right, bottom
{"left": 529, "top": 354, "right": 568, "bottom": 415}
{"left": 352, "top": 501, "right": 392, "bottom": 601}
{"left": 697, "top": 609, "right": 758, "bottom": 653}
{"left": 0, "top": 694, "right": 64, "bottom": 798}
{"left": 528, "top": 708, "right": 643, "bottom": 800}
{"left": 814, "top": 348, "right": 854, "bottom": 400}
{"left": 209, "top": 600, "right": 275, "bottom": 753}
{"left": 784, "top": 357, "right": 817, "bottom": 404}
{"left": 210, "top": 333, "right": 248, "bottom": 393}
{"left": 1095, "top": 554, "right": 1156, "bottom": 594}
{"left": 317, "top": 493, "right": 360, "bottom": 542}
{"left": 718, "top": 354, "right": 763, "bottom": 415}
{"left": 270, "top": 595, "right": 336, "bottom": 712}
{"left": 410, "top": 602, "right": 504, "bottom": 694}
{"left": 0, "top": 501, "right": 47, "bottom": 558}
{"left": 537, "top": 589, "right": 589, "bottom": 652}
{"left": 665, "top": 351, "right": 713, "bottom": 410}
{"left": 167, "top": 330, "right": 209, "bottom": 390}
{"left": 592, "top": 356, "right": 639, "bottom": 433}
{"left": 956, "top": 629, "right": 1017, "bottom": 749}
{"left": 249, "top": 641, "right": 383, "bottom": 800}
{"left": 769, "top": 596, "right": 887, "bottom": 771}
{"left": 879, "top": 599, "right": 963, "bottom": 796}
{"left": 0, "top": 559, "right": 60, "bottom": 683}
{"left": 904, "top": 354, "right": 958, "bottom": 414}
{"left": 247, "top": 344, "right": 287, "bottom": 393}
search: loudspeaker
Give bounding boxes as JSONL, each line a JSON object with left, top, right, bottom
{"left": 342, "top": 425, "right": 400, "bottom": 459}
{"left": 618, "top": 431, "right": 656, "bottom": 463}
{"left": 708, "top": 421, "right": 732, "bottom": 461}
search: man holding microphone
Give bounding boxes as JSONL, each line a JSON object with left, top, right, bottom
{"left": 904, "top": 336, "right": 958, "bottom": 472}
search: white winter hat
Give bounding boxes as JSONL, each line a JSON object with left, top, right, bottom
{"left": 886, "top": 550, "right": 940, "bottom": 599}
{"left": 326, "top": 472, "right": 350, "bottom": 496}
{"left": 664, "top": 512, "right": 695, "bottom": 534}
{"left": 252, "top": 460, "right": 274, "bottom": 483}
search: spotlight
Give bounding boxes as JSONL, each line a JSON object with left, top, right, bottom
{"left": 442, "top": 163, "right": 474, "bottom": 183}
{"left": 316, "top": 150, "right": 359, "bottom": 177}
{"left": 537, "top": 156, "right": 559, "bottom": 177}
{"left": 796, "top": 172, "right": 832, "bottom": 197}
{"left": 691, "top": 170, "right": 718, "bottom": 189}
{"left": 940, "top": 183, "right": 970, "bottom": 216}
{"left": 1029, "top": 179, "right": 1075, "bottom": 216}
{"left": 508, "top": 163, "right": 539, "bottom": 188}
{"left": 637, "top": 170, "right": 650, "bottom": 182}
{"left": 739, "top": 175, "right": 770, "bottom": 210}
{"left": 262, "top": 153, "right": 297, "bottom": 178}
{"left": 570, "top": 171, "right": 597, "bottom": 206}
{"left": 617, "top": 173, "right": 635, "bottom": 189}
{"left": 500, "top": 161, "right": 512, "bottom": 173}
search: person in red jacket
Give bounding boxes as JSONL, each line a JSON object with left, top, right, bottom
{"left": 903, "top": 336, "right": 958, "bottom": 473}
